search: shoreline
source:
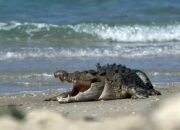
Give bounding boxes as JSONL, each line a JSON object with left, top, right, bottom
{"left": 0, "top": 86, "right": 179, "bottom": 120}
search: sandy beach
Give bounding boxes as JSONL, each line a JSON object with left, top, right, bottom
{"left": 0, "top": 86, "right": 178, "bottom": 119}
{"left": 0, "top": 86, "right": 180, "bottom": 130}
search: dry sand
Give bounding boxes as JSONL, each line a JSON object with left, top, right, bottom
{"left": 0, "top": 86, "right": 180, "bottom": 130}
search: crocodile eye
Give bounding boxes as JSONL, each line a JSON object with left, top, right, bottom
{"left": 99, "top": 71, "right": 106, "bottom": 76}
{"left": 88, "top": 70, "right": 97, "bottom": 75}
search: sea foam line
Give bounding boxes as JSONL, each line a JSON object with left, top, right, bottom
{"left": 0, "top": 45, "right": 180, "bottom": 60}
{"left": 71, "top": 23, "right": 180, "bottom": 42}
{"left": 15, "top": 82, "right": 53, "bottom": 87}
{"left": 0, "top": 73, "right": 53, "bottom": 80}
{"left": 0, "top": 21, "right": 58, "bottom": 31}
{"left": 0, "top": 21, "right": 180, "bottom": 42}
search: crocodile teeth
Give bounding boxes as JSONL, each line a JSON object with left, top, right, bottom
{"left": 70, "top": 78, "right": 73, "bottom": 82}
{"left": 67, "top": 77, "right": 74, "bottom": 83}
{"left": 63, "top": 76, "right": 67, "bottom": 80}
{"left": 73, "top": 80, "right": 77, "bottom": 83}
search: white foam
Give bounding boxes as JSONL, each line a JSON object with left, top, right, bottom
{"left": 149, "top": 71, "right": 180, "bottom": 76}
{"left": 1, "top": 21, "right": 180, "bottom": 42}
{"left": 0, "top": 21, "right": 58, "bottom": 31}
{"left": 0, "top": 21, "right": 21, "bottom": 31}
{"left": 15, "top": 82, "right": 52, "bottom": 86}
{"left": 0, "top": 45, "right": 180, "bottom": 60}
{"left": 71, "top": 23, "right": 180, "bottom": 42}
{"left": 0, "top": 73, "right": 53, "bottom": 80}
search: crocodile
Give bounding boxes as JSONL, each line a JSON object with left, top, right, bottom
{"left": 45, "top": 63, "right": 161, "bottom": 103}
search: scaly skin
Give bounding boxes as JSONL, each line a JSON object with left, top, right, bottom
{"left": 45, "top": 63, "right": 161, "bottom": 103}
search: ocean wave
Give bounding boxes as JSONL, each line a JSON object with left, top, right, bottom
{"left": 149, "top": 71, "right": 180, "bottom": 77}
{"left": 0, "top": 45, "right": 180, "bottom": 60}
{"left": 15, "top": 82, "right": 53, "bottom": 87}
{"left": 0, "top": 73, "right": 53, "bottom": 80}
{"left": 0, "top": 21, "right": 180, "bottom": 43}
{"left": 71, "top": 23, "right": 180, "bottom": 42}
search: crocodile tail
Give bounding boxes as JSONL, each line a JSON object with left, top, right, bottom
{"left": 148, "top": 89, "right": 161, "bottom": 95}
{"left": 96, "top": 63, "right": 101, "bottom": 69}
{"left": 134, "top": 69, "right": 154, "bottom": 89}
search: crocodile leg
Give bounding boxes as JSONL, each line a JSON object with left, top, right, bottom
{"left": 147, "top": 89, "right": 161, "bottom": 96}
{"left": 57, "top": 82, "right": 104, "bottom": 103}
{"left": 129, "top": 87, "right": 149, "bottom": 99}
{"left": 99, "top": 82, "right": 116, "bottom": 100}
{"left": 44, "top": 91, "right": 71, "bottom": 101}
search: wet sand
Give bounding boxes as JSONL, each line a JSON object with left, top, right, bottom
{"left": 0, "top": 86, "right": 179, "bottom": 120}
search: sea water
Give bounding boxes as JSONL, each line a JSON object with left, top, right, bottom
{"left": 0, "top": 0, "right": 180, "bottom": 94}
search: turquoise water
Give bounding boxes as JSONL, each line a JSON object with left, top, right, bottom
{"left": 0, "top": 0, "right": 180, "bottom": 94}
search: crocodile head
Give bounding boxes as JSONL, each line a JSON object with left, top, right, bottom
{"left": 54, "top": 70, "right": 100, "bottom": 96}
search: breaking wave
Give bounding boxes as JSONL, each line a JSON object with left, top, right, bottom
{"left": 71, "top": 23, "right": 180, "bottom": 42}
{"left": 0, "top": 21, "right": 180, "bottom": 43}
{"left": 0, "top": 43, "right": 180, "bottom": 60}
{"left": 1, "top": 22, "right": 180, "bottom": 60}
{"left": 0, "top": 73, "right": 53, "bottom": 80}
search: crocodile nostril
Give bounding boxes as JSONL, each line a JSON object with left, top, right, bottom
{"left": 54, "top": 70, "right": 68, "bottom": 78}
{"left": 54, "top": 72, "right": 59, "bottom": 78}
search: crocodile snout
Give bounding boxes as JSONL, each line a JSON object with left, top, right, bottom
{"left": 54, "top": 70, "right": 68, "bottom": 81}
